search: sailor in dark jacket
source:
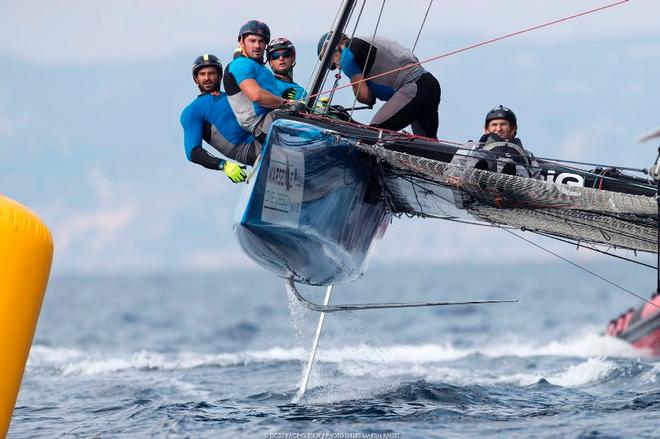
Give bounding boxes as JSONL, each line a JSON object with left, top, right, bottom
{"left": 482, "top": 105, "right": 521, "bottom": 146}
{"left": 451, "top": 106, "right": 541, "bottom": 180}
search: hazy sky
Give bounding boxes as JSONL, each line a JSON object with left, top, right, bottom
{"left": 1, "top": 0, "right": 658, "bottom": 65}
{"left": 1, "top": 0, "right": 658, "bottom": 274}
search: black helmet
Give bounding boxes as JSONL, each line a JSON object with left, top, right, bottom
{"left": 267, "top": 37, "right": 296, "bottom": 60}
{"left": 192, "top": 53, "right": 223, "bottom": 79}
{"left": 485, "top": 105, "right": 517, "bottom": 128}
{"left": 238, "top": 20, "right": 271, "bottom": 43}
{"left": 317, "top": 31, "right": 333, "bottom": 58}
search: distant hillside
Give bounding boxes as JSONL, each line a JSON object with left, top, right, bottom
{"left": 0, "top": 35, "right": 657, "bottom": 273}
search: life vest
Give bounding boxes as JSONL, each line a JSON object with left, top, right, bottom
{"left": 450, "top": 134, "right": 541, "bottom": 180}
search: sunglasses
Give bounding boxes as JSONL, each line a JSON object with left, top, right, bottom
{"left": 270, "top": 50, "right": 292, "bottom": 60}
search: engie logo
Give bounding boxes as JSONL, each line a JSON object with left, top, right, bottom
{"left": 544, "top": 169, "right": 584, "bottom": 195}
{"left": 544, "top": 169, "right": 584, "bottom": 186}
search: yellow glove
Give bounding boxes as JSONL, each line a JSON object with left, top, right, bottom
{"left": 222, "top": 161, "right": 247, "bottom": 183}
{"left": 281, "top": 87, "right": 298, "bottom": 100}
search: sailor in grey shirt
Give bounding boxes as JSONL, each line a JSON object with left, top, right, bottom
{"left": 319, "top": 33, "right": 441, "bottom": 139}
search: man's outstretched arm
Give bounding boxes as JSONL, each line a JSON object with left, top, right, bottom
{"left": 239, "top": 78, "right": 289, "bottom": 109}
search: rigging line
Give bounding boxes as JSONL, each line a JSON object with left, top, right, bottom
{"left": 350, "top": 0, "right": 387, "bottom": 116}
{"left": 555, "top": 209, "right": 599, "bottom": 248}
{"left": 412, "top": 0, "right": 434, "bottom": 52}
{"left": 384, "top": 170, "right": 654, "bottom": 252}
{"left": 389, "top": 188, "right": 654, "bottom": 257}
{"left": 509, "top": 208, "right": 657, "bottom": 247}
{"left": 304, "top": 1, "right": 345, "bottom": 95}
{"left": 655, "top": 145, "right": 660, "bottom": 295}
{"left": 586, "top": 209, "right": 656, "bottom": 230}
{"left": 499, "top": 225, "right": 660, "bottom": 310}
{"left": 438, "top": 216, "right": 506, "bottom": 228}
{"left": 336, "top": 119, "right": 654, "bottom": 174}
{"left": 348, "top": 1, "right": 367, "bottom": 42}
{"left": 385, "top": 171, "right": 463, "bottom": 206}
{"left": 303, "top": 110, "right": 648, "bottom": 192}
{"left": 307, "top": 0, "right": 360, "bottom": 111}
{"left": 537, "top": 157, "right": 648, "bottom": 174}
{"left": 533, "top": 231, "right": 657, "bottom": 270}
{"left": 367, "top": 135, "right": 652, "bottom": 196}
{"left": 541, "top": 213, "right": 655, "bottom": 255}
{"left": 536, "top": 159, "right": 654, "bottom": 192}
{"left": 329, "top": 0, "right": 361, "bottom": 105}
{"left": 379, "top": 139, "right": 649, "bottom": 187}
{"left": 390, "top": 157, "right": 651, "bottom": 216}
{"left": 446, "top": 146, "right": 648, "bottom": 186}
{"left": 300, "top": 111, "right": 461, "bottom": 144}
{"left": 408, "top": 172, "right": 425, "bottom": 214}
{"left": 590, "top": 168, "right": 611, "bottom": 190}
{"left": 544, "top": 201, "right": 655, "bottom": 232}
{"left": 538, "top": 208, "right": 656, "bottom": 243}
{"left": 325, "top": 0, "right": 367, "bottom": 111}
{"left": 307, "top": 0, "right": 630, "bottom": 102}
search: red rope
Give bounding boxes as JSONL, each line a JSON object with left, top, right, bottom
{"left": 301, "top": 111, "right": 463, "bottom": 145}
{"left": 308, "top": 0, "right": 629, "bottom": 101}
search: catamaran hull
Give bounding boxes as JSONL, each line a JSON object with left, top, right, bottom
{"left": 234, "top": 119, "right": 390, "bottom": 286}
{"left": 606, "top": 293, "right": 660, "bottom": 356}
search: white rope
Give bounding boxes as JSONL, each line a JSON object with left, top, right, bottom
{"left": 323, "top": 0, "right": 367, "bottom": 112}
{"left": 349, "top": 0, "right": 387, "bottom": 117}
{"left": 303, "top": 0, "right": 350, "bottom": 96}
{"left": 412, "top": 0, "right": 434, "bottom": 52}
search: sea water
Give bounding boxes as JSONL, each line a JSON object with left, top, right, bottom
{"left": 10, "top": 261, "right": 660, "bottom": 438}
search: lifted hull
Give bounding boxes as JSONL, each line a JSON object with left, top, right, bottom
{"left": 234, "top": 119, "right": 390, "bottom": 286}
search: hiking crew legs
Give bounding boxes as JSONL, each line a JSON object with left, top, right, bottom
{"left": 253, "top": 112, "right": 277, "bottom": 154}
{"left": 369, "top": 72, "right": 441, "bottom": 139}
{"left": 241, "top": 141, "right": 260, "bottom": 166}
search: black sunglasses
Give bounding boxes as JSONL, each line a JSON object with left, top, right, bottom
{"left": 270, "top": 50, "right": 292, "bottom": 60}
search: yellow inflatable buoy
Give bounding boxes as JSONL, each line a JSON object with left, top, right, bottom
{"left": 0, "top": 195, "right": 53, "bottom": 438}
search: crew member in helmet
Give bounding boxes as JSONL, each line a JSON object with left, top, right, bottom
{"left": 179, "top": 54, "right": 255, "bottom": 182}
{"left": 317, "top": 32, "right": 441, "bottom": 139}
{"left": 481, "top": 105, "right": 522, "bottom": 147}
{"left": 266, "top": 37, "right": 306, "bottom": 101}
{"left": 223, "top": 20, "right": 294, "bottom": 149}
{"left": 450, "top": 105, "right": 540, "bottom": 181}
{"left": 449, "top": 105, "right": 541, "bottom": 202}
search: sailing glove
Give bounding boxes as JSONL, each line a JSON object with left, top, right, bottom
{"left": 221, "top": 160, "right": 247, "bottom": 183}
{"left": 282, "top": 87, "right": 298, "bottom": 100}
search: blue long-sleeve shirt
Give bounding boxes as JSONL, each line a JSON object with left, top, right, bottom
{"left": 180, "top": 92, "right": 255, "bottom": 168}
{"left": 223, "top": 57, "right": 281, "bottom": 132}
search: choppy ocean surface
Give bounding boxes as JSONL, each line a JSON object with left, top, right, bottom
{"left": 10, "top": 261, "right": 660, "bottom": 438}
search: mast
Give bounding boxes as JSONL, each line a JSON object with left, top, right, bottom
{"left": 652, "top": 149, "right": 660, "bottom": 295}
{"left": 653, "top": 147, "right": 660, "bottom": 295}
{"left": 641, "top": 128, "right": 660, "bottom": 293}
{"left": 306, "top": 0, "right": 357, "bottom": 110}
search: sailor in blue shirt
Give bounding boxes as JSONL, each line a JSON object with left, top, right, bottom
{"left": 318, "top": 32, "right": 441, "bottom": 139}
{"left": 223, "top": 20, "right": 295, "bottom": 149}
{"left": 179, "top": 54, "right": 252, "bottom": 182}
{"left": 266, "top": 37, "right": 306, "bottom": 101}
